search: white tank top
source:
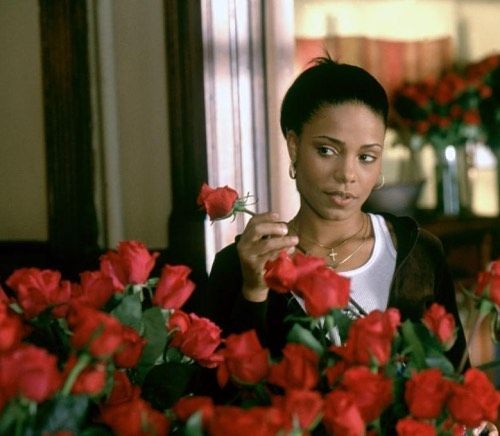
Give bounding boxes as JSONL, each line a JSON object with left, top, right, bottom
{"left": 339, "top": 213, "right": 396, "bottom": 315}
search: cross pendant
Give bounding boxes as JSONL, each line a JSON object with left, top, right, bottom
{"left": 328, "top": 248, "right": 338, "bottom": 263}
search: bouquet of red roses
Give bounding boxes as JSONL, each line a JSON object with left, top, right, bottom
{"left": 0, "top": 183, "right": 499, "bottom": 435}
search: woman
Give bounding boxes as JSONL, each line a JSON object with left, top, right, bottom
{"left": 204, "top": 57, "right": 466, "bottom": 369}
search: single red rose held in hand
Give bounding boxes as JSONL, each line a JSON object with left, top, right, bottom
{"left": 6, "top": 268, "right": 71, "bottom": 319}
{"left": 168, "top": 310, "right": 222, "bottom": 368}
{"left": 404, "top": 368, "right": 450, "bottom": 419}
{"left": 100, "top": 241, "right": 159, "bottom": 290}
{"left": 197, "top": 183, "right": 239, "bottom": 220}
{"left": 268, "top": 342, "right": 320, "bottom": 391}
{"left": 216, "top": 330, "right": 270, "bottom": 387}
{"left": 331, "top": 309, "right": 400, "bottom": 366}
{"left": 422, "top": 303, "right": 457, "bottom": 350}
{"left": 152, "top": 264, "right": 196, "bottom": 309}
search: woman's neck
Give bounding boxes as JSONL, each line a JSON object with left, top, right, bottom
{"left": 291, "top": 208, "right": 366, "bottom": 247}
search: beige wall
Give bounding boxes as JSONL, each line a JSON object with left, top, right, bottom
{"left": 0, "top": 0, "right": 47, "bottom": 241}
{"left": 0, "top": 0, "right": 172, "bottom": 249}
{"left": 112, "top": 0, "right": 171, "bottom": 248}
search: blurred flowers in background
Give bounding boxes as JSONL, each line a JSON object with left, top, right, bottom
{"left": 393, "top": 53, "right": 500, "bottom": 151}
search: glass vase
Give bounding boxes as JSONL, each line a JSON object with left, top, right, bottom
{"left": 435, "top": 144, "right": 473, "bottom": 216}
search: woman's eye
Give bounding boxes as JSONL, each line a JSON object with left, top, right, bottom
{"left": 360, "top": 154, "right": 377, "bottom": 163}
{"left": 317, "top": 146, "right": 336, "bottom": 156}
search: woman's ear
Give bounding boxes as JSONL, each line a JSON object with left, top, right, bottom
{"left": 286, "top": 130, "right": 299, "bottom": 163}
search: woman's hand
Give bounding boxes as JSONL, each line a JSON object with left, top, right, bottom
{"left": 237, "top": 212, "right": 298, "bottom": 302}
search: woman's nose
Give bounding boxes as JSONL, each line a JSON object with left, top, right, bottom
{"left": 334, "top": 157, "right": 356, "bottom": 183}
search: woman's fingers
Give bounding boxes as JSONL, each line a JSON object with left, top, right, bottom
{"left": 237, "top": 212, "right": 297, "bottom": 296}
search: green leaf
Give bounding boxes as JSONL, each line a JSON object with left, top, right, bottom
{"left": 400, "top": 320, "right": 426, "bottom": 369}
{"left": 135, "top": 307, "right": 169, "bottom": 384}
{"left": 184, "top": 411, "right": 204, "bottom": 436}
{"left": 141, "top": 362, "right": 198, "bottom": 410}
{"left": 34, "top": 394, "right": 90, "bottom": 434}
{"left": 424, "top": 351, "right": 455, "bottom": 376}
{"left": 287, "top": 323, "right": 324, "bottom": 356}
{"left": 111, "top": 293, "right": 143, "bottom": 331}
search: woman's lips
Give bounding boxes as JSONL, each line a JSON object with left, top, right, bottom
{"left": 327, "top": 191, "right": 358, "bottom": 207}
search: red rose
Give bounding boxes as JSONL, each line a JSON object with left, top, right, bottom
{"left": 447, "top": 368, "right": 500, "bottom": 428}
{"left": 100, "top": 397, "right": 169, "bottom": 436}
{"left": 296, "top": 265, "right": 350, "bottom": 316}
{"left": 325, "top": 360, "right": 348, "bottom": 388}
{"left": 396, "top": 417, "right": 437, "bottom": 436}
{"left": 100, "top": 241, "right": 159, "bottom": 290}
{"left": 462, "top": 109, "right": 481, "bottom": 126}
{"left": 68, "top": 305, "right": 124, "bottom": 359}
{"left": 268, "top": 343, "right": 319, "bottom": 391}
{"left": 75, "top": 270, "right": 116, "bottom": 308}
{"left": 168, "top": 310, "right": 191, "bottom": 334}
{"left": 405, "top": 368, "right": 450, "bottom": 419}
{"left": 0, "top": 301, "right": 25, "bottom": 352}
{"left": 152, "top": 264, "right": 195, "bottom": 309}
{"left": 273, "top": 389, "right": 323, "bottom": 431}
{"left": 168, "top": 311, "right": 222, "bottom": 368}
{"left": 113, "top": 325, "right": 147, "bottom": 368}
{"left": 172, "top": 396, "right": 214, "bottom": 426}
{"left": 217, "top": 330, "right": 270, "bottom": 387}
{"left": 64, "top": 355, "right": 106, "bottom": 395}
{"left": 292, "top": 252, "right": 325, "bottom": 276}
{"left": 208, "top": 405, "right": 284, "bottom": 436}
{"left": 264, "top": 251, "right": 298, "bottom": 293}
{"left": 197, "top": 183, "right": 239, "bottom": 220}
{"left": 475, "top": 260, "right": 500, "bottom": 305}
{"left": 0, "top": 344, "right": 62, "bottom": 403}
{"left": 422, "top": 303, "right": 457, "bottom": 350}
{"left": 322, "top": 390, "right": 365, "bottom": 436}
{"left": 6, "top": 268, "right": 71, "bottom": 319}
{"left": 331, "top": 309, "right": 400, "bottom": 366}
{"left": 106, "top": 371, "right": 141, "bottom": 407}
{"left": 340, "top": 366, "right": 393, "bottom": 423}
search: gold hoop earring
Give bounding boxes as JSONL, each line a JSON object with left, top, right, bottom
{"left": 289, "top": 161, "right": 297, "bottom": 179}
{"left": 374, "top": 174, "right": 385, "bottom": 190}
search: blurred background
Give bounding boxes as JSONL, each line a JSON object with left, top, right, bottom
{"left": 1, "top": 1, "right": 500, "bottom": 368}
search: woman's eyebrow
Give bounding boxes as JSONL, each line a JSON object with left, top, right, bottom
{"left": 313, "top": 135, "right": 383, "bottom": 149}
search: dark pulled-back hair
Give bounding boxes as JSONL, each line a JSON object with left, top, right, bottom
{"left": 280, "top": 56, "right": 389, "bottom": 137}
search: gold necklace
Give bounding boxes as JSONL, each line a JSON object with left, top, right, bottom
{"left": 291, "top": 214, "right": 366, "bottom": 265}
{"left": 295, "top": 214, "right": 370, "bottom": 269}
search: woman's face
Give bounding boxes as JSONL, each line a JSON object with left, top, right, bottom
{"left": 287, "top": 102, "right": 386, "bottom": 221}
